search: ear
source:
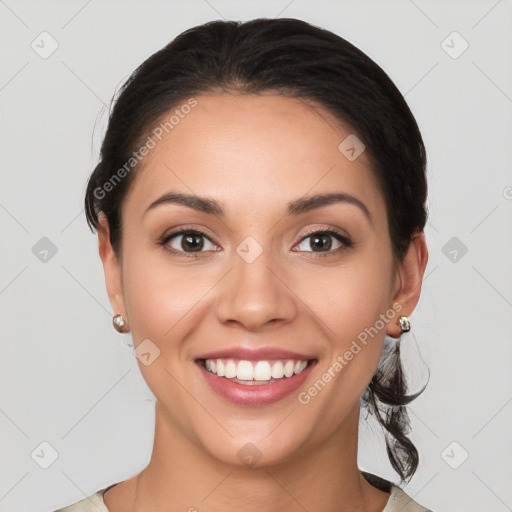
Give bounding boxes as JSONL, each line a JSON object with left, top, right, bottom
{"left": 97, "top": 215, "right": 127, "bottom": 326}
{"left": 387, "top": 230, "right": 428, "bottom": 338}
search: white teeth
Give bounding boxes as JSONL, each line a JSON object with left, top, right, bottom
{"left": 236, "top": 360, "right": 254, "bottom": 380}
{"left": 203, "top": 358, "right": 311, "bottom": 382}
{"left": 224, "top": 360, "right": 237, "bottom": 379}
{"left": 271, "top": 361, "right": 285, "bottom": 378}
{"left": 284, "top": 360, "right": 295, "bottom": 378}
{"left": 254, "top": 361, "right": 272, "bottom": 380}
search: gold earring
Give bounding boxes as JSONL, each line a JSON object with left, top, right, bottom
{"left": 398, "top": 316, "right": 410, "bottom": 333}
{"left": 112, "top": 313, "right": 128, "bottom": 333}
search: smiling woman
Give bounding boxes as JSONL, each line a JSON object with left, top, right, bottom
{"left": 57, "top": 17, "right": 432, "bottom": 512}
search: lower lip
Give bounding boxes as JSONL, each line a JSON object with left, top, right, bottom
{"left": 197, "top": 361, "right": 316, "bottom": 406}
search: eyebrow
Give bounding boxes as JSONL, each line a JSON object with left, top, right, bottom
{"left": 144, "top": 191, "right": 372, "bottom": 223}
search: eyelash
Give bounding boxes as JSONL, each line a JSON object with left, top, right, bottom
{"left": 159, "top": 227, "right": 353, "bottom": 259}
{"left": 297, "top": 227, "right": 353, "bottom": 258}
{"left": 159, "top": 228, "right": 214, "bottom": 259}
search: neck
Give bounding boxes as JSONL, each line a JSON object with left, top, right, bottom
{"left": 124, "top": 401, "right": 389, "bottom": 512}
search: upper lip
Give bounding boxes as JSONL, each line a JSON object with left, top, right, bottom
{"left": 195, "top": 347, "right": 315, "bottom": 361}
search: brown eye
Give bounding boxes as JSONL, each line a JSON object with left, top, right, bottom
{"left": 161, "top": 229, "right": 217, "bottom": 255}
{"left": 304, "top": 233, "right": 333, "bottom": 252}
{"left": 294, "top": 229, "right": 352, "bottom": 256}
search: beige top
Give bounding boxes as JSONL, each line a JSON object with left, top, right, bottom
{"left": 54, "top": 472, "right": 433, "bottom": 511}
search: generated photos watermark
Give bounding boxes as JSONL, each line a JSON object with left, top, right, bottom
{"left": 298, "top": 302, "right": 403, "bottom": 405}
{"left": 93, "top": 97, "right": 198, "bottom": 200}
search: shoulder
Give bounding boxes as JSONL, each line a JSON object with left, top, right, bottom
{"left": 385, "top": 485, "right": 434, "bottom": 512}
{"left": 361, "top": 471, "right": 434, "bottom": 512}
{"left": 53, "top": 485, "right": 113, "bottom": 512}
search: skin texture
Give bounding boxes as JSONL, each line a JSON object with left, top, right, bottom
{"left": 98, "top": 93, "right": 428, "bottom": 512}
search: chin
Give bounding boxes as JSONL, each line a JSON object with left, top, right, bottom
{"left": 206, "top": 436, "right": 303, "bottom": 470}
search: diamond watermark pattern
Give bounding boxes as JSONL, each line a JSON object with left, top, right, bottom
{"left": 134, "top": 338, "right": 161, "bottom": 366}
{"left": 31, "top": 31, "right": 59, "bottom": 59}
{"left": 338, "top": 134, "right": 365, "bottom": 161}
{"left": 442, "top": 236, "right": 468, "bottom": 263}
{"left": 236, "top": 236, "right": 263, "bottom": 263}
{"left": 31, "top": 441, "right": 59, "bottom": 469}
{"left": 441, "top": 31, "right": 469, "bottom": 59}
{"left": 32, "top": 237, "right": 58, "bottom": 263}
{"left": 237, "top": 442, "right": 262, "bottom": 467}
{"left": 441, "top": 441, "right": 469, "bottom": 469}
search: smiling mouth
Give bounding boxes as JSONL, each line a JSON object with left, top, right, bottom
{"left": 197, "top": 358, "right": 317, "bottom": 385}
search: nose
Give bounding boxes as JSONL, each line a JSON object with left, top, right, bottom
{"left": 215, "top": 247, "right": 298, "bottom": 331}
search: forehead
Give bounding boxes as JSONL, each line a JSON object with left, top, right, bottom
{"left": 123, "top": 93, "right": 386, "bottom": 222}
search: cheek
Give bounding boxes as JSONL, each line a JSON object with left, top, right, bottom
{"left": 120, "top": 250, "right": 213, "bottom": 403}
{"left": 302, "top": 253, "right": 394, "bottom": 342}
{"left": 293, "top": 268, "right": 393, "bottom": 431}
{"left": 297, "top": 250, "right": 394, "bottom": 392}
{"left": 121, "top": 246, "right": 218, "bottom": 346}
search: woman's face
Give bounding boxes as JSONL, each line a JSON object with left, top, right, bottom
{"left": 100, "top": 93, "right": 424, "bottom": 467}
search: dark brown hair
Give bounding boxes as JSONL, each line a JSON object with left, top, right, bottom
{"left": 85, "top": 18, "right": 428, "bottom": 482}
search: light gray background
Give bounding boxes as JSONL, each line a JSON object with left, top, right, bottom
{"left": 1, "top": 1, "right": 511, "bottom": 511}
